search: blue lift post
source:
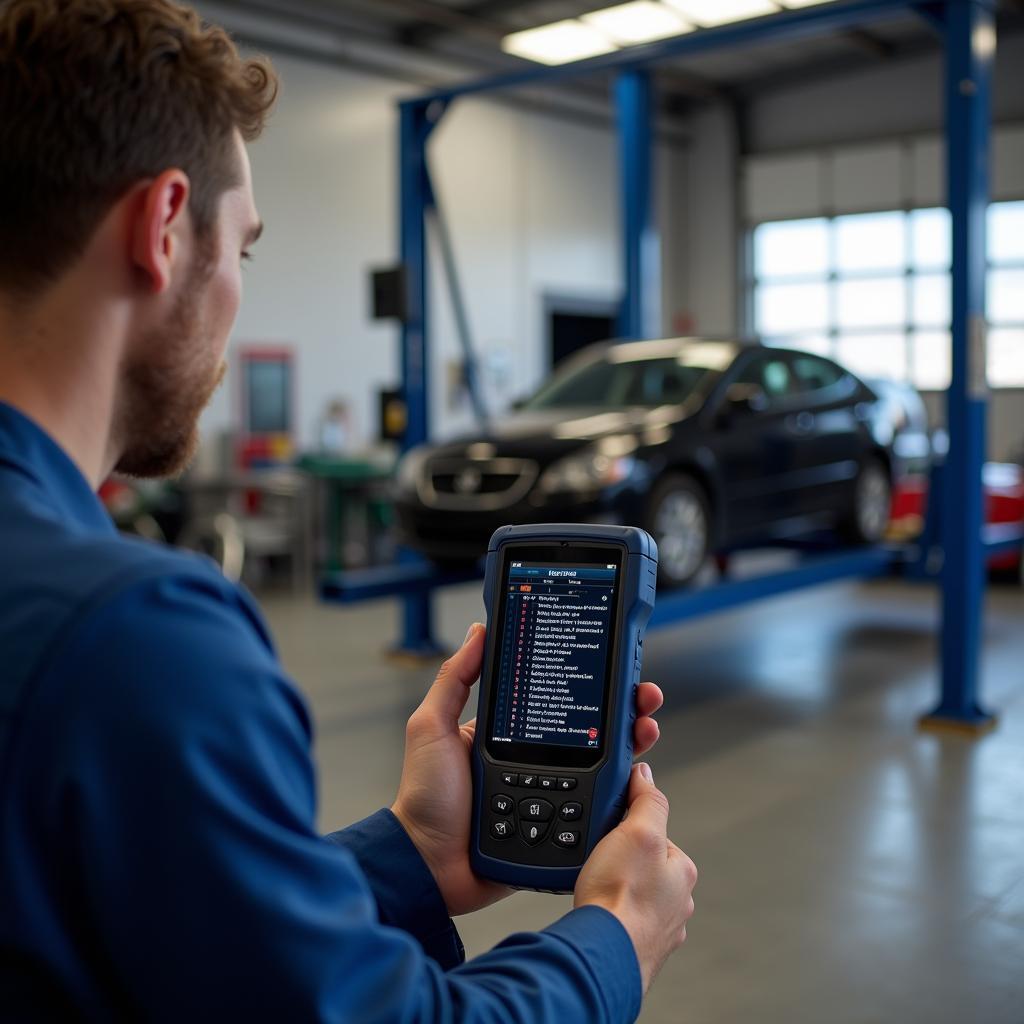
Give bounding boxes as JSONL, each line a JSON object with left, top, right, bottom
{"left": 331, "top": 0, "right": 1007, "bottom": 732}
{"left": 395, "top": 97, "right": 451, "bottom": 660}
{"left": 921, "top": 0, "right": 998, "bottom": 734}
{"left": 615, "top": 68, "right": 657, "bottom": 341}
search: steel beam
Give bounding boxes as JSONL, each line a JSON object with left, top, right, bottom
{"left": 409, "top": 0, "right": 917, "bottom": 105}
{"left": 615, "top": 69, "right": 658, "bottom": 340}
{"left": 397, "top": 98, "right": 449, "bottom": 658}
{"left": 921, "top": 0, "right": 998, "bottom": 731}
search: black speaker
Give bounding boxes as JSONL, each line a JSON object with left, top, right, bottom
{"left": 370, "top": 266, "right": 407, "bottom": 322}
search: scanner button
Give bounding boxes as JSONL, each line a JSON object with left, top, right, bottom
{"left": 519, "top": 820, "right": 550, "bottom": 846}
{"left": 519, "top": 774, "right": 537, "bottom": 788}
{"left": 559, "top": 802, "right": 583, "bottom": 821}
{"left": 492, "top": 794, "right": 514, "bottom": 815}
{"left": 519, "top": 798, "right": 553, "bottom": 822}
{"left": 538, "top": 776, "right": 556, "bottom": 790}
{"left": 490, "top": 820, "right": 513, "bottom": 840}
{"left": 556, "top": 777, "right": 577, "bottom": 791}
{"left": 553, "top": 829, "right": 580, "bottom": 848}
{"left": 500, "top": 772, "right": 518, "bottom": 787}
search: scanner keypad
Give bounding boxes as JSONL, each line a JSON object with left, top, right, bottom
{"left": 485, "top": 773, "right": 586, "bottom": 857}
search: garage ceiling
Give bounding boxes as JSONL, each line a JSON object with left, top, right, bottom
{"left": 206, "top": 0, "right": 1024, "bottom": 122}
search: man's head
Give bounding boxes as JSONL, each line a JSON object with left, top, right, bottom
{"left": 0, "top": 0, "right": 277, "bottom": 476}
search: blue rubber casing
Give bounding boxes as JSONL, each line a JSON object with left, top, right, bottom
{"left": 470, "top": 524, "right": 657, "bottom": 892}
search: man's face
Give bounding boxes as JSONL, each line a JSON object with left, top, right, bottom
{"left": 115, "top": 135, "right": 261, "bottom": 478}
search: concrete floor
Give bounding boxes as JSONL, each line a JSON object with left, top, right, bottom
{"left": 259, "top": 576, "right": 1024, "bottom": 1024}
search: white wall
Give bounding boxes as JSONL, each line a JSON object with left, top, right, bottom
{"left": 200, "top": 52, "right": 403, "bottom": 457}
{"left": 197, "top": 48, "right": 682, "bottom": 460}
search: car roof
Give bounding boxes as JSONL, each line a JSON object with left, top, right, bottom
{"left": 583, "top": 337, "right": 750, "bottom": 367}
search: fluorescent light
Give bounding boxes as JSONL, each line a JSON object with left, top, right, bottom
{"left": 502, "top": 19, "right": 618, "bottom": 65}
{"left": 663, "top": 0, "right": 780, "bottom": 27}
{"left": 582, "top": 1, "right": 693, "bottom": 46}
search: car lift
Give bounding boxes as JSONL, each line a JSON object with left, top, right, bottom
{"left": 321, "top": 0, "right": 1023, "bottom": 734}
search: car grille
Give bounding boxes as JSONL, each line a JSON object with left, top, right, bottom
{"left": 418, "top": 458, "right": 539, "bottom": 511}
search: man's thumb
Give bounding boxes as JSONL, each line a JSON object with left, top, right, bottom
{"left": 624, "top": 762, "right": 670, "bottom": 835}
{"left": 422, "top": 623, "right": 485, "bottom": 722}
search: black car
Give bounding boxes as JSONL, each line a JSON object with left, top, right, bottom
{"left": 394, "top": 339, "right": 931, "bottom": 587}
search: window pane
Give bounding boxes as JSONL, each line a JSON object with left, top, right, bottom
{"left": 989, "top": 201, "right": 1024, "bottom": 264}
{"left": 912, "top": 274, "right": 951, "bottom": 328}
{"left": 988, "top": 269, "right": 1024, "bottom": 323}
{"left": 835, "top": 211, "right": 906, "bottom": 273}
{"left": 836, "top": 333, "right": 908, "bottom": 380}
{"left": 755, "top": 282, "right": 829, "bottom": 334}
{"left": 988, "top": 328, "right": 1024, "bottom": 388}
{"left": 753, "top": 218, "right": 829, "bottom": 279}
{"left": 836, "top": 277, "right": 906, "bottom": 329}
{"left": 911, "top": 331, "right": 951, "bottom": 390}
{"left": 910, "top": 207, "right": 951, "bottom": 270}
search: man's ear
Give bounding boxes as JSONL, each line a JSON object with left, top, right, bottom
{"left": 131, "top": 170, "right": 192, "bottom": 294}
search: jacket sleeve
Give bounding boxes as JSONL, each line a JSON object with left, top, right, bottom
{"left": 32, "top": 570, "right": 642, "bottom": 1024}
{"left": 326, "top": 809, "right": 466, "bottom": 969}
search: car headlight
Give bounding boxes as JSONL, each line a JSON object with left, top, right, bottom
{"left": 538, "top": 449, "right": 637, "bottom": 495}
{"left": 395, "top": 446, "right": 430, "bottom": 493}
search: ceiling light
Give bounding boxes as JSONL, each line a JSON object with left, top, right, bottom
{"left": 581, "top": 1, "right": 693, "bottom": 46}
{"left": 502, "top": 19, "right": 619, "bottom": 65}
{"left": 663, "top": 0, "right": 780, "bottom": 27}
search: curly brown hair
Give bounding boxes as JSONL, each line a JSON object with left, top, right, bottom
{"left": 0, "top": 0, "right": 277, "bottom": 298}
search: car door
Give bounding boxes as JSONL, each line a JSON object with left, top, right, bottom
{"left": 710, "top": 350, "right": 806, "bottom": 536}
{"left": 785, "top": 353, "right": 865, "bottom": 514}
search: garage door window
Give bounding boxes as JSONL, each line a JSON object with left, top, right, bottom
{"left": 750, "top": 201, "right": 1024, "bottom": 390}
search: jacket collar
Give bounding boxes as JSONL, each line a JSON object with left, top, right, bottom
{"left": 0, "top": 401, "right": 118, "bottom": 537}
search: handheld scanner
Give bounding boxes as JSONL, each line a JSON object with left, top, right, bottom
{"left": 470, "top": 524, "right": 658, "bottom": 893}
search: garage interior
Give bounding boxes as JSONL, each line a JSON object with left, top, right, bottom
{"left": 95, "top": 0, "right": 1024, "bottom": 1020}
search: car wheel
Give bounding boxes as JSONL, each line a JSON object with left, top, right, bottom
{"left": 646, "top": 474, "right": 712, "bottom": 588}
{"left": 842, "top": 456, "right": 892, "bottom": 544}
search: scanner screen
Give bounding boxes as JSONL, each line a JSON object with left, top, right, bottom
{"left": 489, "top": 561, "right": 618, "bottom": 751}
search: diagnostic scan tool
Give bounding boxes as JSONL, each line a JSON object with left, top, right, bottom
{"left": 470, "top": 524, "right": 657, "bottom": 892}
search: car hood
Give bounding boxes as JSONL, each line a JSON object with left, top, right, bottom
{"left": 422, "top": 405, "right": 690, "bottom": 464}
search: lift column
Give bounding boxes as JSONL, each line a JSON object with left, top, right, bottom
{"left": 396, "top": 98, "right": 448, "bottom": 658}
{"left": 921, "top": 0, "right": 997, "bottom": 732}
{"left": 616, "top": 69, "right": 659, "bottom": 341}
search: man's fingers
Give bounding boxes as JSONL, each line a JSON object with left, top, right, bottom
{"left": 624, "top": 762, "right": 671, "bottom": 838}
{"left": 636, "top": 682, "right": 664, "bottom": 718}
{"left": 419, "top": 623, "right": 485, "bottom": 724}
{"left": 632, "top": 716, "right": 659, "bottom": 756}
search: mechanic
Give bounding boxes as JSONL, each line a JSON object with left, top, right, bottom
{"left": 0, "top": 1, "right": 697, "bottom": 1020}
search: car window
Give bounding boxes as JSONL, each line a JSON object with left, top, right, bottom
{"left": 525, "top": 358, "right": 637, "bottom": 408}
{"left": 525, "top": 355, "right": 711, "bottom": 410}
{"left": 624, "top": 359, "right": 706, "bottom": 405}
{"left": 730, "top": 354, "right": 795, "bottom": 405}
{"left": 790, "top": 355, "right": 845, "bottom": 393}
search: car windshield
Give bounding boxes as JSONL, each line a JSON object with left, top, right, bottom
{"left": 524, "top": 352, "right": 718, "bottom": 410}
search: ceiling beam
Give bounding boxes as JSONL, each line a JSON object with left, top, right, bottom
{"left": 397, "top": 0, "right": 552, "bottom": 47}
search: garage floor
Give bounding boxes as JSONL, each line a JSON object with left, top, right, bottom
{"left": 260, "top": 577, "right": 1024, "bottom": 1024}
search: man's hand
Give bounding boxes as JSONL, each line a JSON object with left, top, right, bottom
{"left": 574, "top": 763, "right": 697, "bottom": 994}
{"left": 392, "top": 622, "right": 666, "bottom": 917}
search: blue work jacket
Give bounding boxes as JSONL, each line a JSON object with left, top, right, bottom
{"left": 0, "top": 401, "right": 641, "bottom": 1022}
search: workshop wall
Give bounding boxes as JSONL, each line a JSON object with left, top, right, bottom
{"left": 198, "top": 48, "right": 683, "bottom": 457}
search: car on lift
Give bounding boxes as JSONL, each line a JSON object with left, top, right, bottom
{"left": 393, "top": 338, "right": 932, "bottom": 587}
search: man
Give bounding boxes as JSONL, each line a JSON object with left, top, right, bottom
{"left": 0, "top": 1, "right": 697, "bottom": 1020}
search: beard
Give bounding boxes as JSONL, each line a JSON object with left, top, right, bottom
{"left": 114, "top": 254, "right": 227, "bottom": 479}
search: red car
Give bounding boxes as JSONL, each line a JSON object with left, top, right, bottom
{"left": 890, "top": 463, "right": 1024, "bottom": 578}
